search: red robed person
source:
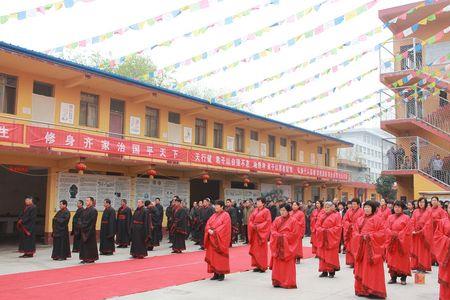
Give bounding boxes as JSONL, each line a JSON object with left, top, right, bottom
{"left": 433, "top": 204, "right": 450, "bottom": 300}
{"left": 290, "top": 202, "right": 306, "bottom": 264}
{"left": 248, "top": 197, "right": 272, "bottom": 272}
{"left": 411, "top": 197, "right": 433, "bottom": 272}
{"left": 316, "top": 201, "right": 342, "bottom": 278}
{"left": 343, "top": 198, "right": 363, "bottom": 267}
{"left": 310, "top": 201, "right": 324, "bottom": 255}
{"left": 430, "top": 196, "right": 447, "bottom": 265}
{"left": 205, "top": 200, "right": 232, "bottom": 281}
{"left": 270, "top": 203, "right": 300, "bottom": 289}
{"left": 385, "top": 200, "right": 412, "bottom": 285}
{"left": 352, "top": 200, "right": 387, "bottom": 299}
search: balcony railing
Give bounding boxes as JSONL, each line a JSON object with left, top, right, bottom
{"left": 380, "top": 89, "right": 450, "bottom": 134}
{"left": 382, "top": 136, "right": 450, "bottom": 187}
{"left": 379, "top": 38, "right": 423, "bottom": 74}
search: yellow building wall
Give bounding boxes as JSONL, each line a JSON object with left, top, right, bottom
{"left": 413, "top": 173, "right": 447, "bottom": 199}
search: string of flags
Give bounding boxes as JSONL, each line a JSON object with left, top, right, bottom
{"left": 333, "top": 106, "right": 393, "bottom": 133}
{"left": 46, "top": 0, "right": 223, "bottom": 54}
{"left": 146, "top": 0, "right": 380, "bottom": 80}
{"left": 0, "top": 0, "right": 96, "bottom": 24}
{"left": 102, "top": 0, "right": 327, "bottom": 69}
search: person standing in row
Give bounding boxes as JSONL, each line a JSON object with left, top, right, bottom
{"left": 385, "top": 201, "right": 412, "bottom": 285}
{"left": 241, "top": 200, "right": 253, "bottom": 244}
{"left": 99, "top": 199, "right": 116, "bottom": 255}
{"left": 376, "top": 198, "right": 392, "bottom": 224}
{"left": 270, "top": 203, "right": 299, "bottom": 289}
{"left": 154, "top": 198, "right": 164, "bottom": 242}
{"left": 190, "top": 201, "right": 200, "bottom": 244}
{"left": 353, "top": 200, "right": 386, "bottom": 299}
{"left": 291, "top": 202, "right": 306, "bottom": 264}
{"left": 430, "top": 196, "right": 447, "bottom": 266}
{"left": 171, "top": 196, "right": 188, "bottom": 254}
{"left": 199, "top": 198, "right": 214, "bottom": 250}
{"left": 51, "top": 200, "right": 71, "bottom": 260}
{"left": 225, "top": 199, "right": 238, "bottom": 246}
{"left": 205, "top": 200, "right": 231, "bottom": 281}
{"left": 433, "top": 204, "right": 450, "bottom": 300}
{"left": 71, "top": 200, "right": 84, "bottom": 253}
{"left": 310, "top": 200, "right": 323, "bottom": 256}
{"left": 147, "top": 200, "right": 161, "bottom": 251}
{"left": 17, "top": 196, "right": 37, "bottom": 258}
{"left": 316, "top": 201, "right": 342, "bottom": 278}
{"left": 248, "top": 197, "right": 272, "bottom": 273}
{"left": 116, "top": 199, "right": 132, "bottom": 248}
{"left": 411, "top": 197, "right": 433, "bottom": 273}
{"left": 79, "top": 197, "right": 98, "bottom": 264}
{"left": 130, "top": 199, "right": 148, "bottom": 259}
{"left": 343, "top": 198, "right": 363, "bottom": 267}
{"left": 166, "top": 200, "right": 174, "bottom": 243}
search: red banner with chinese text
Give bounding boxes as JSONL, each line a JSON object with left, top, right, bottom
{"left": 0, "top": 122, "right": 24, "bottom": 143}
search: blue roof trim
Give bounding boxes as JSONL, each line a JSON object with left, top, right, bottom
{"left": 0, "top": 41, "right": 352, "bottom": 146}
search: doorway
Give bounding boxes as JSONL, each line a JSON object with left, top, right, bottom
{"left": 189, "top": 179, "right": 220, "bottom": 206}
{"left": 110, "top": 99, "right": 124, "bottom": 138}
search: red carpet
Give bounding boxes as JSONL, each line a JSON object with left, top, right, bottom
{"left": 0, "top": 246, "right": 313, "bottom": 300}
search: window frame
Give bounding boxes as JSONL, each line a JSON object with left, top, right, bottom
{"left": 290, "top": 140, "right": 297, "bottom": 161}
{"left": 168, "top": 111, "right": 181, "bottom": 124}
{"left": 250, "top": 130, "right": 259, "bottom": 141}
{"left": 195, "top": 118, "right": 207, "bottom": 146}
{"left": 0, "top": 73, "right": 17, "bottom": 115}
{"left": 145, "top": 106, "right": 159, "bottom": 138}
{"left": 235, "top": 127, "right": 245, "bottom": 153}
{"left": 33, "top": 81, "right": 54, "bottom": 97}
{"left": 268, "top": 135, "right": 276, "bottom": 157}
{"left": 213, "top": 122, "right": 223, "bottom": 149}
{"left": 79, "top": 92, "right": 99, "bottom": 128}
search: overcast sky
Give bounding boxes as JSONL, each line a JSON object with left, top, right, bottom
{"left": 0, "top": 0, "right": 419, "bottom": 132}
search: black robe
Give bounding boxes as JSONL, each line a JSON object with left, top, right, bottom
{"left": 171, "top": 206, "right": 188, "bottom": 251}
{"left": 147, "top": 206, "right": 161, "bottom": 249}
{"left": 198, "top": 206, "right": 214, "bottom": 246}
{"left": 79, "top": 206, "right": 99, "bottom": 262}
{"left": 116, "top": 205, "right": 132, "bottom": 246}
{"left": 130, "top": 206, "right": 148, "bottom": 258}
{"left": 225, "top": 206, "right": 238, "bottom": 244}
{"left": 51, "top": 208, "right": 71, "bottom": 259}
{"left": 100, "top": 207, "right": 116, "bottom": 254}
{"left": 17, "top": 204, "right": 37, "bottom": 255}
{"left": 71, "top": 207, "right": 84, "bottom": 252}
{"left": 189, "top": 207, "right": 200, "bottom": 242}
{"left": 155, "top": 203, "right": 164, "bottom": 241}
{"left": 166, "top": 205, "right": 174, "bottom": 242}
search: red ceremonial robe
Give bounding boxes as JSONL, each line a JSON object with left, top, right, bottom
{"left": 385, "top": 213, "right": 412, "bottom": 277}
{"left": 248, "top": 207, "right": 272, "bottom": 270}
{"left": 204, "top": 211, "right": 231, "bottom": 275}
{"left": 270, "top": 215, "right": 300, "bottom": 289}
{"left": 352, "top": 214, "right": 387, "bottom": 299}
{"left": 310, "top": 208, "right": 323, "bottom": 254}
{"left": 376, "top": 206, "right": 391, "bottom": 224}
{"left": 431, "top": 206, "right": 447, "bottom": 263}
{"left": 411, "top": 208, "right": 433, "bottom": 272}
{"left": 316, "top": 211, "right": 342, "bottom": 273}
{"left": 433, "top": 216, "right": 450, "bottom": 300}
{"left": 343, "top": 207, "right": 364, "bottom": 266}
{"left": 291, "top": 210, "right": 306, "bottom": 259}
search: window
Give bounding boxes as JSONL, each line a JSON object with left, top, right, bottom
{"left": 325, "top": 148, "right": 330, "bottom": 166}
{"left": 145, "top": 107, "right": 159, "bottom": 138}
{"left": 0, "top": 73, "right": 17, "bottom": 114}
{"left": 195, "top": 118, "right": 207, "bottom": 146}
{"left": 250, "top": 130, "right": 259, "bottom": 141}
{"left": 213, "top": 123, "right": 223, "bottom": 149}
{"left": 79, "top": 92, "right": 98, "bottom": 127}
{"left": 168, "top": 111, "right": 180, "bottom": 124}
{"left": 268, "top": 135, "right": 276, "bottom": 157}
{"left": 317, "top": 146, "right": 323, "bottom": 154}
{"left": 33, "top": 81, "right": 54, "bottom": 97}
{"left": 235, "top": 128, "right": 244, "bottom": 152}
{"left": 290, "top": 140, "right": 297, "bottom": 161}
{"left": 280, "top": 137, "right": 287, "bottom": 147}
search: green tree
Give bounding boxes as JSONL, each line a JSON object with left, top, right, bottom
{"left": 375, "top": 175, "right": 397, "bottom": 200}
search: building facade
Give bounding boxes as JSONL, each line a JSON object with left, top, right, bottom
{"left": 378, "top": 1, "right": 450, "bottom": 201}
{"left": 0, "top": 42, "right": 352, "bottom": 242}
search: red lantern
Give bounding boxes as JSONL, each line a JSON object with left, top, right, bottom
{"left": 147, "top": 169, "right": 157, "bottom": 179}
{"left": 76, "top": 162, "right": 87, "bottom": 175}
{"left": 243, "top": 177, "right": 251, "bottom": 187}
{"left": 276, "top": 178, "right": 283, "bottom": 187}
{"left": 202, "top": 173, "right": 210, "bottom": 184}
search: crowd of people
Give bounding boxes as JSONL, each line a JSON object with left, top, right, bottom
{"left": 16, "top": 194, "right": 450, "bottom": 299}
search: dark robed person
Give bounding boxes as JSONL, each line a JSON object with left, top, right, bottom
{"left": 154, "top": 198, "right": 164, "bottom": 242}
{"left": 343, "top": 198, "right": 363, "bottom": 267}
{"left": 411, "top": 197, "right": 433, "bottom": 273}
{"left": 190, "top": 201, "right": 201, "bottom": 244}
{"left": 270, "top": 203, "right": 300, "bottom": 289}
{"left": 116, "top": 199, "right": 132, "bottom": 248}
{"left": 199, "top": 198, "right": 215, "bottom": 250}
{"left": 146, "top": 200, "right": 161, "bottom": 251}
{"left": 205, "top": 200, "right": 231, "bottom": 281}
{"left": 100, "top": 199, "right": 116, "bottom": 255}
{"left": 352, "top": 200, "right": 386, "bottom": 299}
{"left": 385, "top": 201, "right": 412, "bottom": 285}
{"left": 170, "top": 196, "right": 188, "bottom": 253}
{"left": 51, "top": 200, "right": 71, "bottom": 260}
{"left": 316, "top": 202, "right": 342, "bottom": 278}
{"left": 310, "top": 200, "right": 323, "bottom": 255}
{"left": 433, "top": 204, "right": 450, "bottom": 300}
{"left": 248, "top": 197, "right": 272, "bottom": 272}
{"left": 166, "top": 200, "right": 174, "bottom": 243}
{"left": 225, "top": 199, "right": 239, "bottom": 245}
{"left": 17, "top": 196, "right": 37, "bottom": 258}
{"left": 130, "top": 199, "right": 148, "bottom": 258}
{"left": 290, "top": 202, "right": 306, "bottom": 264}
{"left": 71, "top": 200, "right": 84, "bottom": 253}
{"left": 79, "top": 197, "right": 99, "bottom": 263}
